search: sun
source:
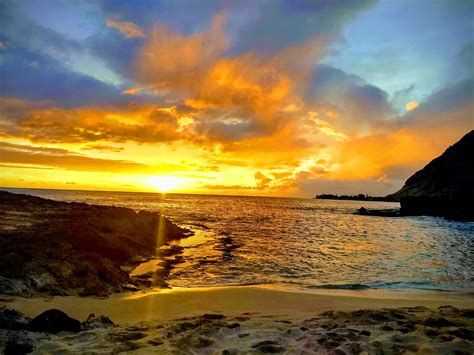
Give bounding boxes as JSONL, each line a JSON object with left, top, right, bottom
{"left": 148, "top": 176, "right": 182, "bottom": 193}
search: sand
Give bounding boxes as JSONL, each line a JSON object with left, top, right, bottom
{"left": 4, "top": 285, "right": 474, "bottom": 323}
{"left": 2, "top": 286, "right": 473, "bottom": 354}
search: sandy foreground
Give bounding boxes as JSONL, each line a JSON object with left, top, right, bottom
{"left": 2, "top": 286, "right": 474, "bottom": 354}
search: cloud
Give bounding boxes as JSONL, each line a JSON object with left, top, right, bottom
{"left": 307, "top": 64, "right": 394, "bottom": 135}
{"left": 0, "top": 99, "right": 184, "bottom": 144}
{"left": 106, "top": 17, "right": 145, "bottom": 38}
{"left": 0, "top": 141, "right": 150, "bottom": 173}
{"left": 2, "top": 0, "right": 472, "bottom": 196}
{"left": 230, "top": 0, "right": 377, "bottom": 55}
{"left": 134, "top": 14, "right": 330, "bottom": 148}
{"left": 318, "top": 77, "right": 474, "bottom": 192}
{"left": 81, "top": 144, "right": 124, "bottom": 152}
{"left": 136, "top": 14, "right": 229, "bottom": 91}
{"left": 0, "top": 47, "right": 125, "bottom": 107}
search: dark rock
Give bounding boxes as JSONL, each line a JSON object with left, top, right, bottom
{"left": 460, "top": 309, "right": 474, "bottom": 318}
{"left": 81, "top": 313, "right": 114, "bottom": 330}
{"left": 201, "top": 313, "right": 225, "bottom": 320}
{"left": 252, "top": 340, "right": 279, "bottom": 348}
{"left": 256, "top": 344, "right": 284, "bottom": 353}
{"left": 252, "top": 341, "right": 284, "bottom": 353}
{"left": 4, "top": 338, "right": 34, "bottom": 355}
{"left": 28, "top": 309, "right": 81, "bottom": 333}
{"left": 437, "top": 334, "right": 455, "bottom": 342}
{"left": 227, "top": 322, "right": 240, "bottom": 329}
{"left": 221, "top": 350, "right": 238, "bottom": 355}
{"left": 389, "top": 130, "right": 474, "bottom": 220}
{"left": 448, "top": 327, "right": 474, "bottom": 340}
{"left": 360, "top": 330, "right": 371, "bottom": 336}
{"left": 424, "top": 328, "right": 439, "bottom": 337}
{"left": 147, "top": 338, "right": 164, "bottom": 346}
{"left": 356, "top": 208, "right": 400, "bottom": 217}
{"left": 357, "top": 207, "right": 368, "bottom": 215}
{"left": 0, "top": 191, "right": 192, "bottom": 297}
{"left": 0, "top": 306, "right": 30, "bottom": 330}
{"left": 0, "top": 254, "right": 25, "bottom": 278}
{"left": 422, "top": 316, "right": 458, "bottom": 328}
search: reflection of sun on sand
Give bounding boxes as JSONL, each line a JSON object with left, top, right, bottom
{"left": 8, "top": 286, "right": 474, "bottom": 324}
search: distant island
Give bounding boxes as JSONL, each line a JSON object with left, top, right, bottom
{"left": 315, "top": 193, "right": 396, "bottom": 202}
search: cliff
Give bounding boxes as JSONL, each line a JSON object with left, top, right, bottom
{"left": 389, "top": 130, "right": 474, "bottom": 220}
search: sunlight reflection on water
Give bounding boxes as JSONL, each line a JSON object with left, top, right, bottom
{"left": 11, "top": 188, "right": 474, "bottom": 292}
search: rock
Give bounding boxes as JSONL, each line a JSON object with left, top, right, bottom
{"left": 252, "top": 341, "right": 284, "bottom": 353}
{"left": 356, "top": 208, "right": 400, "bottom": 217}
{"left": 0, "top": 191, "right": 193, "bottom": 297}
{"left": 422, "top": 316, "right": 458, "bottom": 328}
{"left": 252, "top": 340, "right": 279, "bottom": 348}
{"left": 28, "top": 309, "right": 81, "bottom": 334}
{"left": 4, "top": 334, "right": 34, "bottom": 355}
{"left": 389, "top": 130, "right": 474, "bottom": 220}
{"left": 460, "top": 310, "right": 474, "bottom": 318}
{"left": 0, "top": 253, "right": 25, "bottom": 278}
{"left": 0, "top": 276, "right": 30, "bottom": 296}
{"left": 81, "top": 313, "right": 115, "bottom": 330}
{"left": 357, "top": 207, "right": 368, "bottom": 215}
{"left": 256, "top": 344, "right": 284, "bottom": 353}
{"left": 448, "top": 327, "right": 474, "bottom": 340}
{"left": 0, "top": 306, "right": 30, "bottom": 330}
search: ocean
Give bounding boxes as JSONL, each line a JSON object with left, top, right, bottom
{"left": 6, "top": 188, "right": 474, "bottom": 293}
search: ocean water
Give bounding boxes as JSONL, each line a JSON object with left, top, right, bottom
{"left": 6, "top": 188, "right": 474, "bottom": 293}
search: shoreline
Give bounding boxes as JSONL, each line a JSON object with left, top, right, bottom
{"left": 4, "top": 285, "right": 473, "bottom": 324}
{"left": 3, "top": 286, "right": 473, "bottom": 353}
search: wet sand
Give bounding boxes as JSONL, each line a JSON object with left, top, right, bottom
{"left": 5, "top": 286, "right": 473, "bottom": 323}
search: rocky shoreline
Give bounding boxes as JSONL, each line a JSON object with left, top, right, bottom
{"left": 0, "top": 191, "right": 192, "bottom": 297}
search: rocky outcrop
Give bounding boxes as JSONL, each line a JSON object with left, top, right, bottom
{"left": 28, "top": 309, "right": 81, "bottom": 334}
{"left": 389, "top": 130, "right": 474, "bottom": 220}
{"left": 0, "top": 306, "right": 30, "bottom": 330}
{"left": 0, "top": 191, "right": 192, "bottom": 297}
{"left": 0, "top": 306, "right": 115, "bottom": 353}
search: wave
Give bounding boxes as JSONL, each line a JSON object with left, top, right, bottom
{"left": 308, "top": 281, "right": 458, "bottom": 292}
{"left": 309, "top": 283, "right": 372, "bottom": 290}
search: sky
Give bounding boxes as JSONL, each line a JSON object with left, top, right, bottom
{"left": 0, "top": 0, "right": 473, "bottom": 197}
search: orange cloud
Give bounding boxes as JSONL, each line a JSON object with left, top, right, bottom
{"left": 136, "top": 14, "right": 228, "bottom": 90}
{"left": 106, "top": 17, "right": 145, "bottom": 38}
{"left": 136, "top": 14, "right": 327, "bottom": 134}
{"left": 7, "top": 104, "right": 184, "bottom": 144}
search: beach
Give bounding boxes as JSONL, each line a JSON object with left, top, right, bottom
{"left": 5, "top": 286, "right": 474, "bottom": 323}
{"left": 2, "top": 286, "right": 473, "bottom": 353}
{"left": 1, "top": 190, "right": 473, "bottom": 353}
